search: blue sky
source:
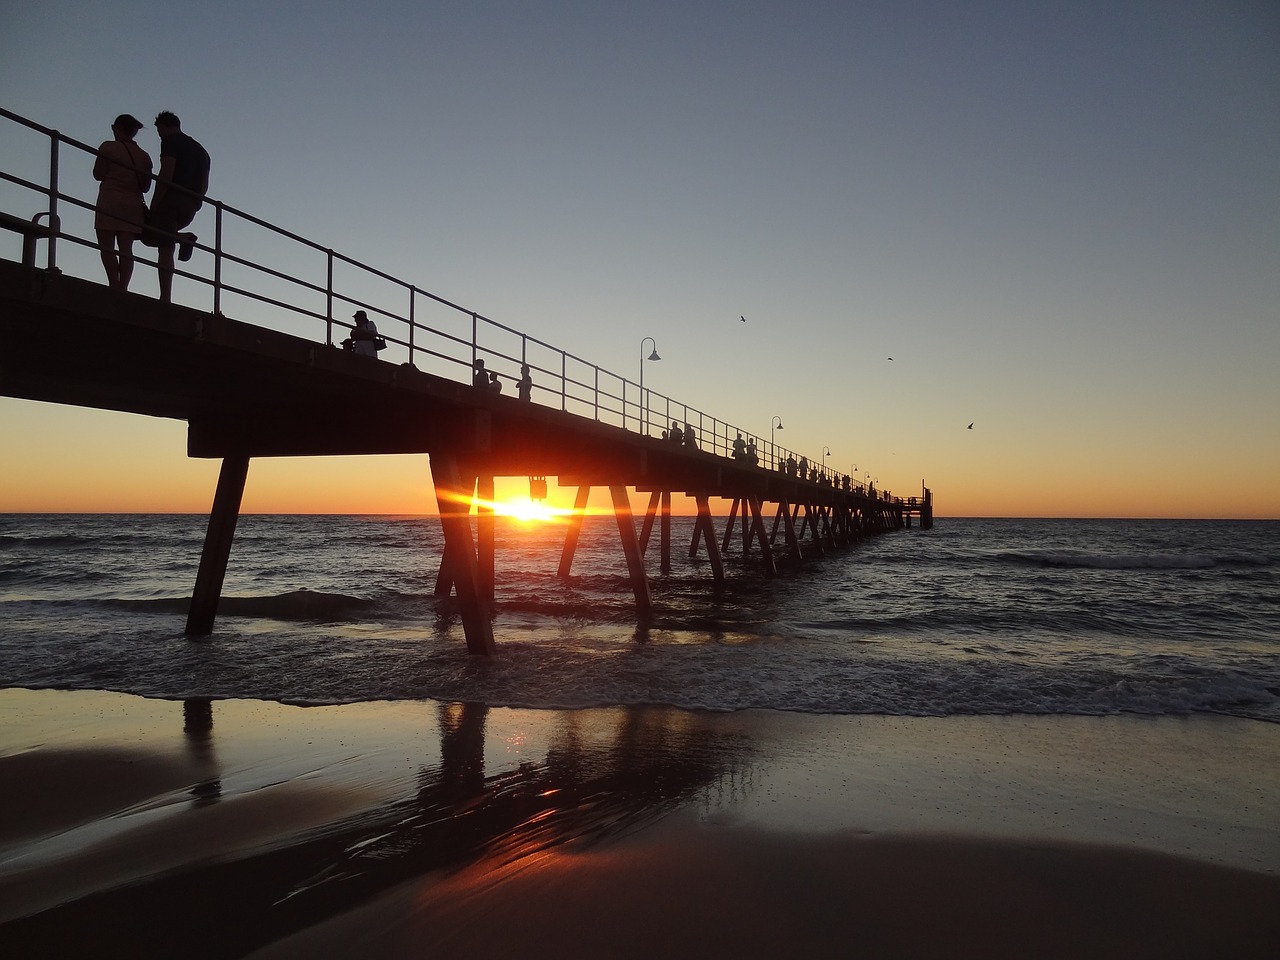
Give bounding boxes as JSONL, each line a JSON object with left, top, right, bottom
{"left": 2, "top": 1, "right": 1278, "bottom": 516}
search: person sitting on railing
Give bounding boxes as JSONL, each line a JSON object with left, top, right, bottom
{"left": 517, "top": 364, "right": 533, "bottom": 401}
{"left": 92, "top": 114, "right": 152, "bottom": 293}
{"left": 141, "top": 111, "right": 209, "bottom": 304}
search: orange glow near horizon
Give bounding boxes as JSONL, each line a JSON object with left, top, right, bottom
{"left": 3, "top": 404, "right": 1278, "bottom": 520}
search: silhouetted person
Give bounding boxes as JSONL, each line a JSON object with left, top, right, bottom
{"left": 786, "top": 455, "right": 797, "bottom": 476}
{"left": 669, "top": 421, "right": 683, "bottom": 444}
{"left": 684, "top": 424, "right": 698, "bottom": 449}
{"left": 349, "top": 309, "right": 380, "bottom": 356}
{"left": 142, "top": 111, "right": 209, "bottom": 303}
{"left": 517, "top": 364, "right": 533, "bottom": 401}
{"left": 473, "top": 358, "right": 489, "bottom": 387}
{"left": 489, "top": 370, "right": 502, "bottom": 393}
{"left": 798, "top": 456, "right": 808, "bottom": 479}
{"left": 93, "top": 114, "right": 152, "bottom": 292}
{"left": 732, "top": 433, "right": 746, "bottom": 461}
{"left": 746, "top": 439, "right": 758, "bottom": 465}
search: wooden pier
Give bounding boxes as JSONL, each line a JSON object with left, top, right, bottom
{"left": 1, "top": 260, "right": 930, "bottom": 653}
{"left": 0, "top": 102, "right": 933, "bottom": 655}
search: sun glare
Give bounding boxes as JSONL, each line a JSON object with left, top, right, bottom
{"left": 490, "top": 497, "right": 567, "bottom": 523}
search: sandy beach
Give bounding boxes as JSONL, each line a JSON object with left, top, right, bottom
{"left": 1, "top": 688, "right": 1277, "bottom": 958}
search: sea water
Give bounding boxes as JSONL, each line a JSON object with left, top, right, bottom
{"left": 1, "top": 515, "right": 1276, "bottom": 721}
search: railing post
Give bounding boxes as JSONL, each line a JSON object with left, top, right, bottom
{"left": 46, "top": 133, "right": 59, "bottom": 272}
{"left": 213, "top": 202, "right": 224, "bottom": 315}
{"left": 325, "top": 249, "right": 335, "bottom": 346}
{"left": 408, "top": 286, "right": 416, "bottom": 366}
{"left": 471, "top": 312, "right": 478, "bottom": 368}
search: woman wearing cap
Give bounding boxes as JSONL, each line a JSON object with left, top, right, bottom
{"left": 93, "top": 114, "right": 153, "bottom": 292}
{"left": 350, "top": 310, "right": 381, "bottom": 357}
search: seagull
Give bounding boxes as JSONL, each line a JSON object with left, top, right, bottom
{"left": 887, "top": 357, "right": 893, "bottom": 361}
{"left": 740, "top": 315, "right": 747, "bottom": 322}
{"left": 967, "top": 422, "right": 974, "bottom": 429}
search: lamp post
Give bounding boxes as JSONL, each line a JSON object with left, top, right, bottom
{"left": 822, "top": 445, "right": 831, "bottom": 481}
{"left": 639, "top": 337, "right": 660, "bottom": 435}
{"left": 771, "top": 416, "right": 784, "bottom": 468}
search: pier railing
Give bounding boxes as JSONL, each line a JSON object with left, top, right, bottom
{"left": 0, "top": 106, "right": 889, "bottom": 496}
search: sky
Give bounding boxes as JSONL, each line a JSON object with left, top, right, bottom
{"left": 2, "top": 0, "right": 1278, "bottom": 518}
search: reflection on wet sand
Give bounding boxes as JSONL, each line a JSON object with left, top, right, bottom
{"left": 0, "top": 699, "right": 754, "bottom": 958}
{"left": 183, "top": 697, "right": 221, "bottom": 806}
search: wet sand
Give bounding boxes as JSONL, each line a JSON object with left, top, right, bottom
{"left": 1, "top": 688, "right": 1277, "bottom": 958}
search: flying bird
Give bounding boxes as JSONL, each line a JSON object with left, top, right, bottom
{"left": 967, "top": 422, "right": 974, "bottom": 429}
{"left": 740, "top": 315, "right": 747, "bottom": 322}
{"left": 887, "top": 357, "right": 893, "bottom": 361}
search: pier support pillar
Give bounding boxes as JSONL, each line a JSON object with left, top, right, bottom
{"left": 186, "top": 454, "right": 250, "bottom": 636}
{"left": 779, "top": 500, "right": 802, "bottom": 561}
{"left": 430, "top": 454, "right": 496, "bottom": 655}
{"left": 558, "top": 485, "right": 592, "bottom": 579}
{"left": 720, "top": 498, "right": 741, "bottom": 554}
{"left": 660, "top": 490, "right": 671, "bottom": 574}
{"left": 694, "top": 494, "right": 726, "bottom": 585}
{"left": 477, "top": 474, "right": 495, "bottom": 604}
{"left": 639, "top": 491, "right": 660, "bottom": 556}
{"left": 610, "top": 486, "right": 652, "bottom": 621}
{"left": 747, "top": 497, "right": 776, "bottom": 578}
{"left": 638, "top": 491, "right": 673, "bottom": 574}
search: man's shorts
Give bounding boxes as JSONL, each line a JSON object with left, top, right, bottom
{"left": 141, "top": 193, "right": 202, "bottom": 247}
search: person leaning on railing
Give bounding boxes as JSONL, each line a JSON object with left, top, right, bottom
{"left": 92, "top": 114, "right": 152, "bottom": 293}
{"left": 344, "top": 310, "right": 385, "bottom": 357}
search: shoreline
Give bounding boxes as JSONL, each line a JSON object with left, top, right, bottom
{"left": 2, "top": 689, "right": 1278, "bottom": 956}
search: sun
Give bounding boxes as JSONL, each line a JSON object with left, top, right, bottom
{"left": 490, "top": 497, "right": 567, "bottom": 523}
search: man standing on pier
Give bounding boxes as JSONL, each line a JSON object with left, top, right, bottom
{"left": 143, "top": 111, "right": 210, "bottom": 303}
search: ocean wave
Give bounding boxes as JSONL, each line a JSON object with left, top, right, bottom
{"left": 102, "top": 590, "right": 375, "bottom": 621}
{"left": 4, "top": 515, "right": 1278, "bottom": 724}
{"left": 998, "top": 548, "right": 1269, "bottom": 571}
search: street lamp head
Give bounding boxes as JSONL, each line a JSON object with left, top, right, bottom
{"left": 772, "top": 416, "right": 784, "bottom": 430}
{"left": 648, "top": 347, "right": 661, "bottom": 361}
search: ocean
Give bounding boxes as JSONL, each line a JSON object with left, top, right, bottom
{"left": 1, "top": 514, "right": 1277, "bottom": 722}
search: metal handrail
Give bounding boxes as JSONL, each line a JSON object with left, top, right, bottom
{"left": 0, "top": 106, "right": 885, "bottom": 496}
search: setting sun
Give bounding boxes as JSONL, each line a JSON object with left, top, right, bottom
{"left": 487, "top": 497, "right": 571, "bottom": 524}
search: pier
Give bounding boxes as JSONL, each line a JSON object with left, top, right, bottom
{"left": 1, "top": 107, "right": 932, "bottom": 654}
